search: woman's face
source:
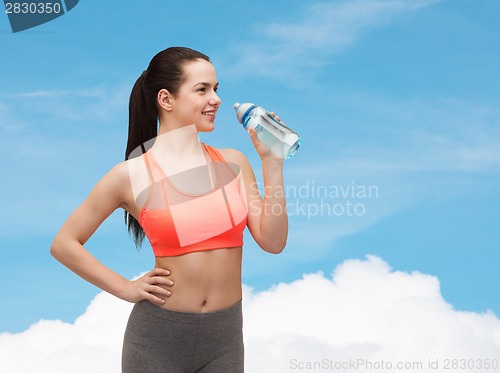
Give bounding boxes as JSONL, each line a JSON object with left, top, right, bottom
{"left": 170, "top": 59, "right": 221, "bottom": 132}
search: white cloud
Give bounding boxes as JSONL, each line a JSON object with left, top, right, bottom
{"left": 0, "top": 291, "right": 132, "bottom": 373}
{"left": 1, "top": 256, "right": 499, "bottom": 373}
{"left": 225, "top": 0, "right": 439, "bottom": 82}
{"left": 244, "top": 256, "right": 500, "bottom": 372}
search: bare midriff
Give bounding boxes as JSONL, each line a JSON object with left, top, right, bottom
{"left": 154, "top": 246, "right": 243, "bottom": 313}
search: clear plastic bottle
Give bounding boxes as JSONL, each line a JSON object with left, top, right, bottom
{"left": 233, "top": 102, "right": 301, "bottom": 159}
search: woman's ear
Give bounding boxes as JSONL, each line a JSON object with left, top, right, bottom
{"left": 158, "top": 89, "right": 174, "bottom": 111}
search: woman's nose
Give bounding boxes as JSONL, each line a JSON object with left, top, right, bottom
{"left": 210, "top": 93, "right": 221, "bottom": 106}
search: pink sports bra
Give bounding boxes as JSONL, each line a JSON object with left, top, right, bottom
{"left": 138, "top": 142, "right": 248, "bottom": 257}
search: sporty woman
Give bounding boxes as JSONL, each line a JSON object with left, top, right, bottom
{"left": 50, "top": 46, "right": 288, "bottom": 372}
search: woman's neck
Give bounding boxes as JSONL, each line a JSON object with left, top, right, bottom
{"left": 151, "top": 123, "right": 207, "bottom": 173}
{"left": 154, "top": 123, "right": 201, "bottom": 155}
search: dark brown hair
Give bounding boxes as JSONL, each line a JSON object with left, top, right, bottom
{"left": 124, "top": 47, "right": 210, "bottom": 248}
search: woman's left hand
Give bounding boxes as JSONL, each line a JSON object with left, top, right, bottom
{"left": 248, "top": 111, "right": 284, "bottom": 162}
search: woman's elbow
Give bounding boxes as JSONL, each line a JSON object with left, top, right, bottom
{"left": 50, "top": 237, "right": 60, "bottom": 258}
{"left": 269, "top": 246, "right": 286, "bottom": 255}
{"left": 261, "top": 239, "right": 287, "bottom": 254}
{"left": 50, "top": 235, "right": 68, "bottom": 260}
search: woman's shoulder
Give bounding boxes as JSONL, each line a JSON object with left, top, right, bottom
{"left": 94, "top": 160, "right": 131, "bottom": 191}
{"left": 101, "top": 156, "right": 146, "bottom": 186}
{"left": 102, "top": 157, "right": 149, "bottom": 210}
{"left": 208, "top": 146, "right": 255, "bottom": 179}
{"left": 213, "top": 146, "right": 251, "bottom": 168}
{"left": 207, "top": 145, "right": 248, "bottom": 164}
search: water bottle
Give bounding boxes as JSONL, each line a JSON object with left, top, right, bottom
{"left": 233, "top": 102, "right": 301, "bottom": 159}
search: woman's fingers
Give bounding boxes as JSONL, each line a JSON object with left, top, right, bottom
{"left": 125, "top": 268, "right": 174, "bottom": 304}
{"left": 269, "top": 111, "right": 281, "bottom": 122}
{"left": 145, "top": 268, "right": 174, "bottom": 286}
{"left": 248, "top": 127, "right": 274, "bottom": 160}
{"left": 150, "top": 267, "right": 170, "bottom": 276}
{"left": 145, "top": 275, "right": 173, "bottom": 286}
{"left": 140, "top": 284, "right": 171, "bottom": 305}
{"left": 144, "top": 292, "right": 167, "bottom": 305}
{"left": 146, "top": 284, "right": 171, "bottom": 297}
{"left": 248, "top": 128, "right": 259, "bottom": 143}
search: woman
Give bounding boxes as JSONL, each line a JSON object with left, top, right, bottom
{"left": 50, "top": 47, "right": 288, "bottom": 372}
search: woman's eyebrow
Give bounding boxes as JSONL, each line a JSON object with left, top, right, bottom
{"left": 193, "top": 82, "right": 219, "bottom": 88}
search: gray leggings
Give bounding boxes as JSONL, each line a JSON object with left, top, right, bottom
{"left": 122, "top": 299, "right": 244, "bottom": 373}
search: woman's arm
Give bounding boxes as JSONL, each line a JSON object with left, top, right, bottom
{"left": 250, "top": 153, "right": 288, "bottom": 254}
{"left": 50, "top": 162, "right": 172, "bottom": 305}
{"left": 223, "top": 132, "right": 289, "bottom": 254}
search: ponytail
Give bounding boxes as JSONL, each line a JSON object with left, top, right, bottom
{"left": 124, "top": 47, "right": 211, "bottom": 248}
{"left": 125, "top": 71, "right": 158, "bottom": 160}
{"left": 124, "top": 71, "right": 158, "bottom": 248}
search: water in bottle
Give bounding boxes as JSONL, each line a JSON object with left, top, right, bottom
{"left": 233, "top": 102, "right": 301, "bottom": 159}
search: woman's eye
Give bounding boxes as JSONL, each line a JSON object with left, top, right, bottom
{"left": 198, "top": 87, "right": 206, "bottom": 92}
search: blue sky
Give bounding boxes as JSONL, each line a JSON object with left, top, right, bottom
{"left": 1, "top": 0, "right": 499, "bottom": 336}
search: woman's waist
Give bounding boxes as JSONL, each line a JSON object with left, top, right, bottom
{"left": 153, "top": 248, "right": 242, "bottom": 313}
{"left": 153, "top": 285, "right": 243, "bottom": 313}
{"left": 155, "top": 246, "right": 242, "bottom": 271}
{"left": 138, "top": 297, "right": 243, "bottom": 321}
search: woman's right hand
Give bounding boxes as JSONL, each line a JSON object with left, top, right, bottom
{"left": 118, "top": 268, "right": 173, "bottom": 305}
